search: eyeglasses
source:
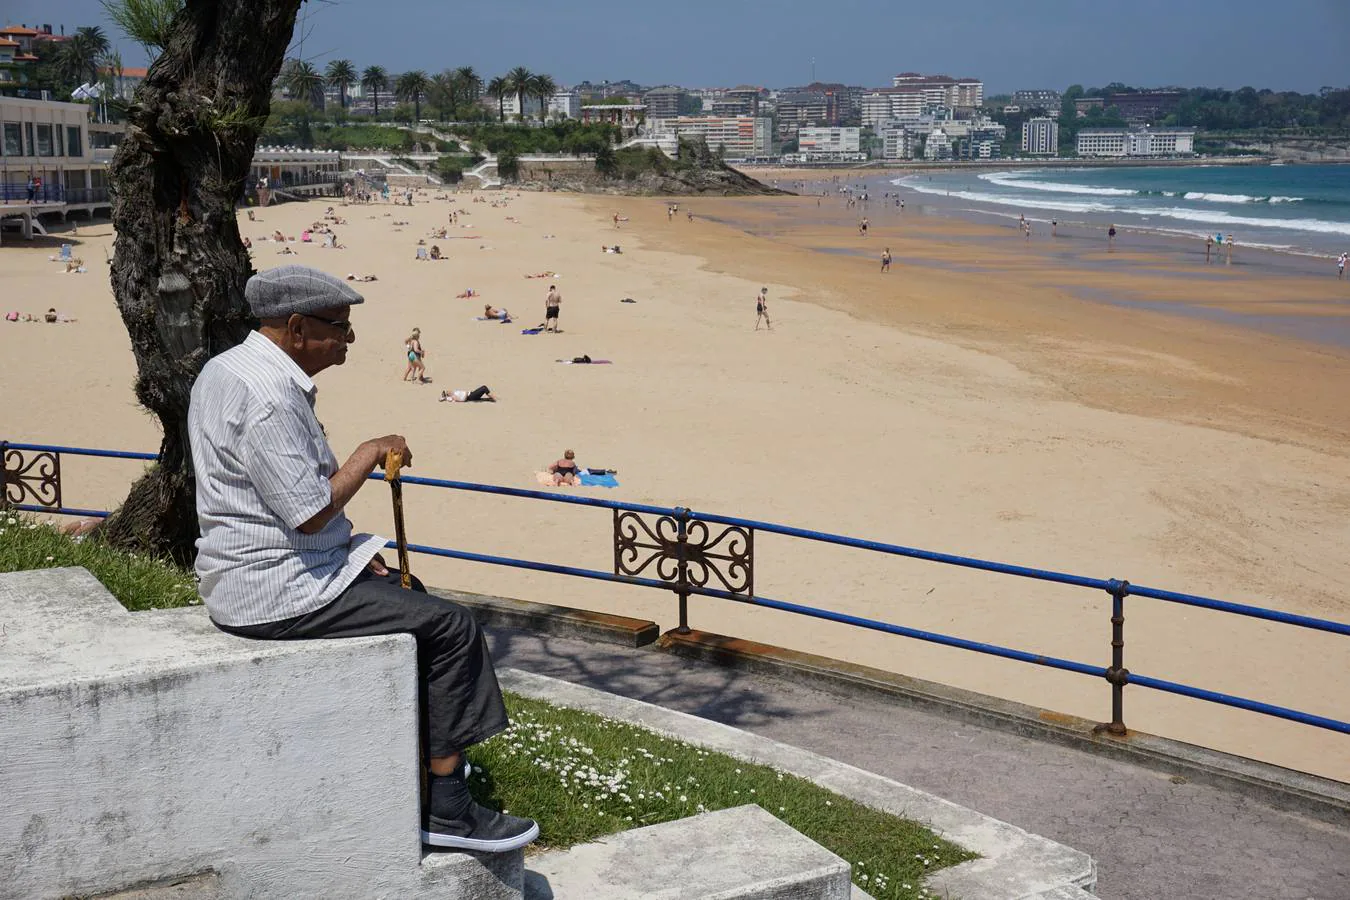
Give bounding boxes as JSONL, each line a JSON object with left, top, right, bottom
{"left": 302, "top": 314, "right": 353, "bottom": 334}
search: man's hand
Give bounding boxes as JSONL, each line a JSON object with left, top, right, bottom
{"left": 368, "top": 553, "right": 390, "bottom": 576}
{"left": 365, "top": 434, "right": 413, "bottom": 470}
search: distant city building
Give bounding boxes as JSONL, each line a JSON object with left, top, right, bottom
{"left": 1074, "top": 97, "right": 1105, "bottom": 117}
{"left": 1076, "top": 126, "right": 1195, "bottom": 157}
{"left": 250, "top": 146, "right": 342, "bottom": 191}
{"left": 642, "top": 86, "right": 684, "bottom": 119}
{"left": 547, "top": 90, "right": 581, "bottom": 120}
{"left": 796, "top": 126, "right": 861, "bottom": 159}
{"left": 776, "top": 90, "right": 832, "bottom": 127}
{"left": 711, "top": 86, "right": 763, "bottom": 117}
{"left": 648, "top": 115, "right": 773, "bottom": 158}
{"left": 96, "top": 66, "right": 148, "bottom": 101}
{"left": 1001, "top": 105, "right": 1021, "bottom": 115}
{"left": 923, "top": 128, "right": 953, "bottom": 160}
{"left": 889, "top": 73, "right": 984, "bottom": 110}
{"left": 957, "top": 126, "right": 1005, "bottom": 160}
{"left": 879, "top": 123, "right": 919, "bottom": 160}
{"left": 573, "top": 80, "right": 645, "bottom": 102}
{"left": 498, "top": 93, "right": 543, "bottom": 120}
{"left": 1021, "top": 117, "right": 1060, "bottom": 155}
{"left": 1012, "top": 89, "right": 1062, "bottom": 109}
{"left": 1106, "top": 90, "right": 1184, "bottom": 125}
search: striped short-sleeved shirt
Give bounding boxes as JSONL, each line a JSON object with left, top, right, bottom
{"left": 188, "top": 331, "right": 387, "bottom": 626}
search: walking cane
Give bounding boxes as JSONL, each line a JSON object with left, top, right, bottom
{"left": 384, "top": 449, "right": 412, "bottom": 589}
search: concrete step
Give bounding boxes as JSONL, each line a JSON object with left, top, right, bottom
{"left": 421, "top": 848, "right": 524, "bottom": 899}
{"left": 522, "top": 804, "right": 851, "bottom": 899}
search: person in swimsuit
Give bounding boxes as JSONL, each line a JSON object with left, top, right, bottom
{"left": 1107, "top": 225, "right": 1117, "bottom": 250}
{"left": 545, "top": 286, "right": 562, "bottom": 333}
{"left": 404, "top": 328, "right": 427, "bottom": 382}
{"left": 1338, "top": 252, "right": 1347, "bottom": 280}
{"left": 484, "top": 304, "right": 511, "bottom": 321}
{"left": 549, "top": 449, "right": 579, "bottom": 486}
{"left": 755, "top": 287, "right": 772, "bottom": 331}
{"left": 881, "top": 248, "right": 892, "bottom": 273}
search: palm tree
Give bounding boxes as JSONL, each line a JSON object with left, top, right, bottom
{"left": 429, "top": 71, "right": 456, "bottom": 121}
{"left": 281, "top": 58, "right": 325, "bottom": 108}
{"left": 530, "top": 73, "right": 557, "bottom": 123}
{"left": 361, "top": 65, "right": 388, "bottom": 118}
{"left": 395, "top": 70, "right": 430, "bottom": 122}
{"left": 325, "top": 58, "right": 356, "bottom": 110}
{"left": 486, "top": 76, "right": 509, "bottom": 123}
{"left": 506, "top": 66, "right": 534, "bottom": 121}
{"left": 58, "top": 25, "right": 111, "bottom": 88}
{"left": 453, "top": 65, "right": 481, "bottom": 107}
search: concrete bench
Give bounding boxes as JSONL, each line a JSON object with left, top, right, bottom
{"left": 524, "top": 805, "right": 853, "bottom": 900}
{"left": 0, "top": 567, "right": 522, "bottom": 899}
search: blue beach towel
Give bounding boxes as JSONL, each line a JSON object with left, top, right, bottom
{"left": 579, "top": 472, "right": 619, "bottom": 488}
{"left": 521, "top": 327, "right": 544, "bottom": 335}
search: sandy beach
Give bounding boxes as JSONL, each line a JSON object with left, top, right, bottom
{"left": 3, "top": 183, "right": 1348, "bottom": 781}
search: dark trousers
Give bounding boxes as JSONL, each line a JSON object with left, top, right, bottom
{"left": 466, "top": 385, "right": 491, "bottom": 402}
{"left": 215, "top": 570, "right": 509, "bottom": 759}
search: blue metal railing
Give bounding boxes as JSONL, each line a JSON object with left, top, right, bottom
{"left": 4, "top": 439, "right": 1348, "bottom": 739}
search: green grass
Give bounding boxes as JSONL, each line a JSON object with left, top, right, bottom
{"left": 0, "top": 513, "right": 200, "bottom": 611}
{"left": 470, "top": 694, "right": 975, "bottom": 899}
{"left": 1, "top": 516, "right": 976, "bottom": 895}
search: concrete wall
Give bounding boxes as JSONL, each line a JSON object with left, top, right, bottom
{"left": 0, "top": 568, "right": 517, "bottom": 900}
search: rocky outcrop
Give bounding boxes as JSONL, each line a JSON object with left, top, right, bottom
{"left": 1201, "top": 135, "right": 1350, "bottom": 162}
{"left": 518, "top": 165, "right": 791, "bottom": 196}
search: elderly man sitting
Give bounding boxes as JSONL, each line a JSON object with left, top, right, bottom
{"left": 187, "top": 265, "right": 537, "bottom": 853}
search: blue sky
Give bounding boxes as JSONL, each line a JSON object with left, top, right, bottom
{"left": 12, "top": 0, "right": 1349, "bottom": 93}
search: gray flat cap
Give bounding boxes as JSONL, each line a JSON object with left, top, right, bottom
{"left": 245, "top": 265, "right": 364, "bottom": 319}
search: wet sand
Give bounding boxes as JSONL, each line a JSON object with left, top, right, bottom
{"left": 3, "top": 186, "right": 1348, "bottom": 782}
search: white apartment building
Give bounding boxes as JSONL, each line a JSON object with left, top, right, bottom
{"left": 0, "top": 95, "right": 108, "bottom": 209}
{"left": 547, "top": 91, "right": 581, "bottom": 120}
{"left": 923, "top": 129, "right": 953, "bottom": 160}
{"left": 648, "top": 116, "right": 773, "bottom": 159}
{"left": 495, "top": 93, "right": 542, "bottom": 121}
{"left": 880, "top": 124, "right": 920, "bottom": 160}
{"left": 1021, "top": 117, "right": 1060, "bottom": 155}
{"left": 1076, "top": 127, "right": 1195, "bottom": 157}
{"left": 890, "top": 73, "right": 984, "bottom": 109}
{"left": 796, "top": 126, "right": 861, "bottom": 158}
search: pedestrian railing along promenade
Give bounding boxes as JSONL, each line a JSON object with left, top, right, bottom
{"left": 5, "top": 439, "right": 1349, "bottom": 740}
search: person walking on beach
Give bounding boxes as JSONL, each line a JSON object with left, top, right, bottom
{"left": 1338, "top": 252, "right": 1347, "bottom": 280}
{"left": 881, "top": 248, "right": 892, "bottom": 273}
{"left": 1205, "top": 234, "right": 1213, "bottom": 264}
{"left": 545, "top": 285, "right": 562, "bottom": 333}
{"left": 755, "top": 287, "right": 772, "bottom": 331}
{"left": 859, "top": 217, "right": 869, "bottom": 237}
{"left": 188, "top": 265, "right": 538, "bottom": 853}
{"left": 403, "top": 328, "right": 427, "bottom": 383}
{"left": 1225, "top": 234, "right": 1234, "bottom": 265}
{"left": 1108, "top": 225, "right": 1117, "bottom": 251}
{"left": 1051, "top": 219, "right": 1058, "bottom": 237}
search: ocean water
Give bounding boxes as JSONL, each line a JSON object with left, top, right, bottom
{"left": 893, "top": 164, "right": 1350, "bottom": 257}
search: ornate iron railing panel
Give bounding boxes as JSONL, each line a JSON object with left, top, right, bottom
{"left": 615, "top": 508, "right": 754, "bottom": 631}
{"left": 1, "top": 443, "right": 62, "bottom": 510}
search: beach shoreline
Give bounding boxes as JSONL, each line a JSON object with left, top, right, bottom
{"left": 3, "top": 187, "right": 1348, "bottom": 781}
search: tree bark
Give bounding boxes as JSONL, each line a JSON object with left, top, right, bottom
{"left": 99, "top": 0, "right": 304, "bottom": 564}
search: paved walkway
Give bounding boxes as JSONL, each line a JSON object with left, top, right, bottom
{"left": 486, "top": 625, "right": 1350, "bottom": 900}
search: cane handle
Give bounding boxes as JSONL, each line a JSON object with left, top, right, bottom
{"left": 385, "top": 449, "right": 403, "bottom": 481}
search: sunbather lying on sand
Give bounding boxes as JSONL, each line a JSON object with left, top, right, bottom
{"left": 548, "top": 450, "right": 579, "bottom": 486}
{"left": 483, "top": 305, "right": 510, "bottom": 321}
{"left": 346, "top": 273, "right": 378, "bottom": 282}
{"left": 524, "top": 271, "right": 556, "bottom": 279}
{"left": 439, "top": 386, "right": 496, "bottom": 403}
{"left": 457, "top": 288, "right": 478, "bottom": 298}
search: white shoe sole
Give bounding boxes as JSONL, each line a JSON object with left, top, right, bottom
{"left": 421, "top": 819, "right": 539, "bottom": 853}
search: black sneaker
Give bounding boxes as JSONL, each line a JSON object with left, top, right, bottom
{"left": 421, "top": 769, "right": 539, "bottom": 853}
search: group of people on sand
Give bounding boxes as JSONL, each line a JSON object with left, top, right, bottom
{"left": 6, "top": 307, "right": 76, "bottom": 323}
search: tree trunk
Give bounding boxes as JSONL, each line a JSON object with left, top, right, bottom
{"left": 98, "top": 0, "right": 304, "bottom": 565}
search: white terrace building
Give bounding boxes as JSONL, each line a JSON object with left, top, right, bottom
{"left": 1, "top": 95, "right": 109, "bottom": 238}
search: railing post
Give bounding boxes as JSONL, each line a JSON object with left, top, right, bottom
{"left": 1095, "top": 579, "right": 1130, "bottom": 736}
{"left": 675, "top": 507, "right": 691, "bottom": 634}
